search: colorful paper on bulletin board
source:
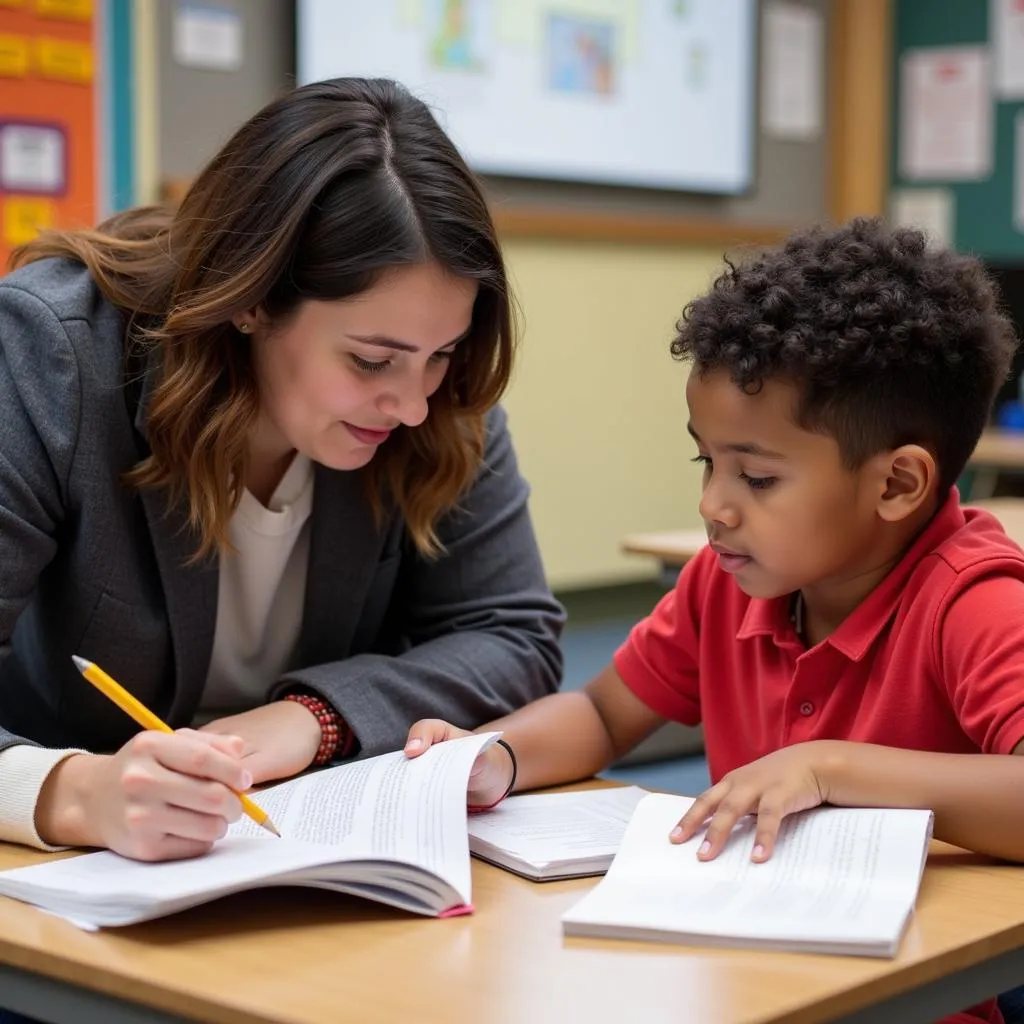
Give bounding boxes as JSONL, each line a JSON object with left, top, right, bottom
{"left": 0, "top": 122, "right": 67, "bottom": 194}
{"left": 0, "top": 2, "right": 96, "bottom": 270}
{"left": 34, "top": 0, "right": 93, "bottom": 21}
{"left": 0, "top": 35, "right": 31, "bottom": 76}
{"left": 35, "top": 37, "right": 93, "bottom": 82}
{"left": 2, "top": 197, "right": 56, "bottom": 247}
{"left": 899, "top": 46, "right": 992, "bottom": 181}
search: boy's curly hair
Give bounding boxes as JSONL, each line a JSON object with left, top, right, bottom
{"left": 672, "top": 217, "right": 1019, "bottom": 495}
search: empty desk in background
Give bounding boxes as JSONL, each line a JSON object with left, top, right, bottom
{"left": 621, "top": 528, "right": 707, "bottom": 583}
{"left": 965, "top": 430, "right": 1024, "bottom": 499}
{"left": 621, "top": 498, "right": 1024, "bottom": 582}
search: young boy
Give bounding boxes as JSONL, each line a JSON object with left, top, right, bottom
{"left": 405, "top": 218, "right": 1024, "bottom": 1024}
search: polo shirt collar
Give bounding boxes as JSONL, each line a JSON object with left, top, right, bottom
{"left": 736, "top": 489, "right": 966, "bottom": 659}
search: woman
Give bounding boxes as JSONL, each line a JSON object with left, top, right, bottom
{"left": 0, "top": 77, "right": 563, "bottom": 864}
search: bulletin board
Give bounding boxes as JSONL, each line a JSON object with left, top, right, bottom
{"left": 0, "top": 0, "right": 96, "bottom": 269}
{"left": 890, "top": 0, "right": 1024, "bottom": 261}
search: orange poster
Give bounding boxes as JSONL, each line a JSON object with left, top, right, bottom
{"left": 0, "top": 1, "right": 95, "bottom": 269}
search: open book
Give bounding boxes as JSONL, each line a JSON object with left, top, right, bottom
{"left": 467, "top": 786, "right": 647, "bottom": 880}
{"left": 562, "top": 793, "right": 934, "bottom": 958}
{"left": 0, "top": 733, "right": 498, "bottom": 929}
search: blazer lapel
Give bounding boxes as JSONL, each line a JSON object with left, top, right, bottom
{"left": 131, "top": 353, "right": 218, "bottom": 724}
{"left": 299, "top": 465, "right": 388, "bottom": 667}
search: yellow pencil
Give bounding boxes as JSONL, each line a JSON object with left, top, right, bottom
{"left": 71, "top": 655, "right": 280, "bottom": 837}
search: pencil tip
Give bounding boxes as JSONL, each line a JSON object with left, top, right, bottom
{"left": 264, "top": 818, "right": 281, "bottom": 838}
{"left": 71, "top": 655, "right": 89, "bottom": 673}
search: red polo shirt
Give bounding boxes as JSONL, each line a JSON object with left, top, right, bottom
{"left": 615, "top": 491, "right": 1024, "bottom": 785}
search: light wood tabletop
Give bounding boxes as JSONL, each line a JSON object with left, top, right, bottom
{"left": 1, "top": 808, "right": 1023, "bottom": 1024}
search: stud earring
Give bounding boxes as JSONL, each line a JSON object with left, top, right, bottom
{"left": 238, "top": 322, "right": 251, "bottom": 333}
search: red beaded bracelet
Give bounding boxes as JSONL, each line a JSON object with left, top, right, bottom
{"left": 282, "top": 693, "right": 350, "bottom": 765}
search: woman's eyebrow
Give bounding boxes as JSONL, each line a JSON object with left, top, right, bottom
{"left": 347, "top": 326, "right": 472, "bottom": 353}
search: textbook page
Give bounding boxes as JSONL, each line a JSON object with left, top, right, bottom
{"left": 562, "top": 793, "right": 934, "bottom": 956}
{"left": 467, "top": 786, "right": 647, "bottom": 879}
{"left": 229, "top": 730, "right": 498, "bottom": 895}
{"left": 0, "top": 733, "right": 497, "bottom": 927}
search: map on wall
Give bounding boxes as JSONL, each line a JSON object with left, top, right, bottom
{"left": 298, "top": 0, "right": 755, "bottom": 194}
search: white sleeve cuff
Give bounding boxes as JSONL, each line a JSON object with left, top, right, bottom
{"left": 0, "top": 745, "right": 88, "bottom": 850}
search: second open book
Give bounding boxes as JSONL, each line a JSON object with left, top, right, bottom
{"left": 562, "top": 793, "right": 934, "bottom": 958}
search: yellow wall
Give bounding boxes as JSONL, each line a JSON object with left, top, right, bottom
{"left": 501, "top": 238, "right": 723, "bottom": 590}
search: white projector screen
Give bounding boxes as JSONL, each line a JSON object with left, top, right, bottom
{"left": 297, "top": 0, "right": 756, "bottom": 195}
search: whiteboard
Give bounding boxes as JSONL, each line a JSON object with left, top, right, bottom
{"left": 297, "top": 0, "right": 756, "bottom": 195}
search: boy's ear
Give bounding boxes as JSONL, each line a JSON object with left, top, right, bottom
{"left": 874, "top": 444, "right": 936, "bottom": 522}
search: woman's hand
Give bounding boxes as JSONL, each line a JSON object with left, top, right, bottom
{"left": 405, "top": 719, "right": 514, "bottom": 809}
{"left": 36, "top": 728, "right": 251, "bottom": 861}
{"left": 199, "top": 701, "right": 323, "bottom": 785}
{"left": 670, "top": 742, "right": 838, "bottom": 862}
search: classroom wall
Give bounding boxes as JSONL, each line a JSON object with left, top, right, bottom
{"left": 500, "top": 240, "right": 721, "bottom": 587}
{"left": 142, "top": 0, "right": 831, "bottom": 589}
{"left": 156, "top": 0, "right": 293, "bottom": 181}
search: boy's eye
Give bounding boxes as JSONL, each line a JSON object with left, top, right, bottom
{"left": 352, "top": 355, "right": 390, "bottom": 374}
{"left": 690, "top": 454, "right": 712, "bottom": 470}
{"left": 740, "top": 473, "right": 777, "bottom": 491}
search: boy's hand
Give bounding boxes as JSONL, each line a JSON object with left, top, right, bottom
{"left": 670, "top": 742, "right": 837, "bottom": 862}
{"left": 404, "top": 719, "right": 514, "bottom": 809}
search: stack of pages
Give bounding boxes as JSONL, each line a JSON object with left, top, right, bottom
{"left": 467, "top": 786, "right": 646, "bottom": 880}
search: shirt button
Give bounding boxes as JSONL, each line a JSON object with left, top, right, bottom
{"left": 799, "top": 701, "right": 815, "bottom": 716}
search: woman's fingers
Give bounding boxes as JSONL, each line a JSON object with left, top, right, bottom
{"left": 133, "top": 729, "right": 251, "bottom": 792}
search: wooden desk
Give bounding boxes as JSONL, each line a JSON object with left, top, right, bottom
{"left": 1, "top": 832, "right": 1023, "bottom": 1024}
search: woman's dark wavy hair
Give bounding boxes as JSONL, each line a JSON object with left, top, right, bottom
{"left": 671, "top": 217, "right": 1019, "bottom": 495}
{"left": 13, "top": 77, "right": 514, "bottom": 560}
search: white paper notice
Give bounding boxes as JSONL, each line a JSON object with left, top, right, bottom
{"left": 900, "top": 46, "right": 992, "bottom": 181}
{"left": 173, "top": 2, "right": 242, "bottom": 71}
{"left": 761, "top": 2, "right": 823, "bottom": 140}
{"left": 992, "top": 0, "right": 1024, "bottom": 99}
{"left": 889, "top": 187, "right": 955, "bottom": 249}
{"left": 0, "top": 124, "right": 65, "bottom": 194}
{"left": 1015, "top": 113, "right": 1024, "bottom": 233}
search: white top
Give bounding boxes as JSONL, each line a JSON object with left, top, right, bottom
{"left": 0, "top": 455, "right": 314, "bottom": 849}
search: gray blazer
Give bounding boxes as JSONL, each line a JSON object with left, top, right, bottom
{"left": 0, "top": 259, "right": 564, "bottom": 759}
